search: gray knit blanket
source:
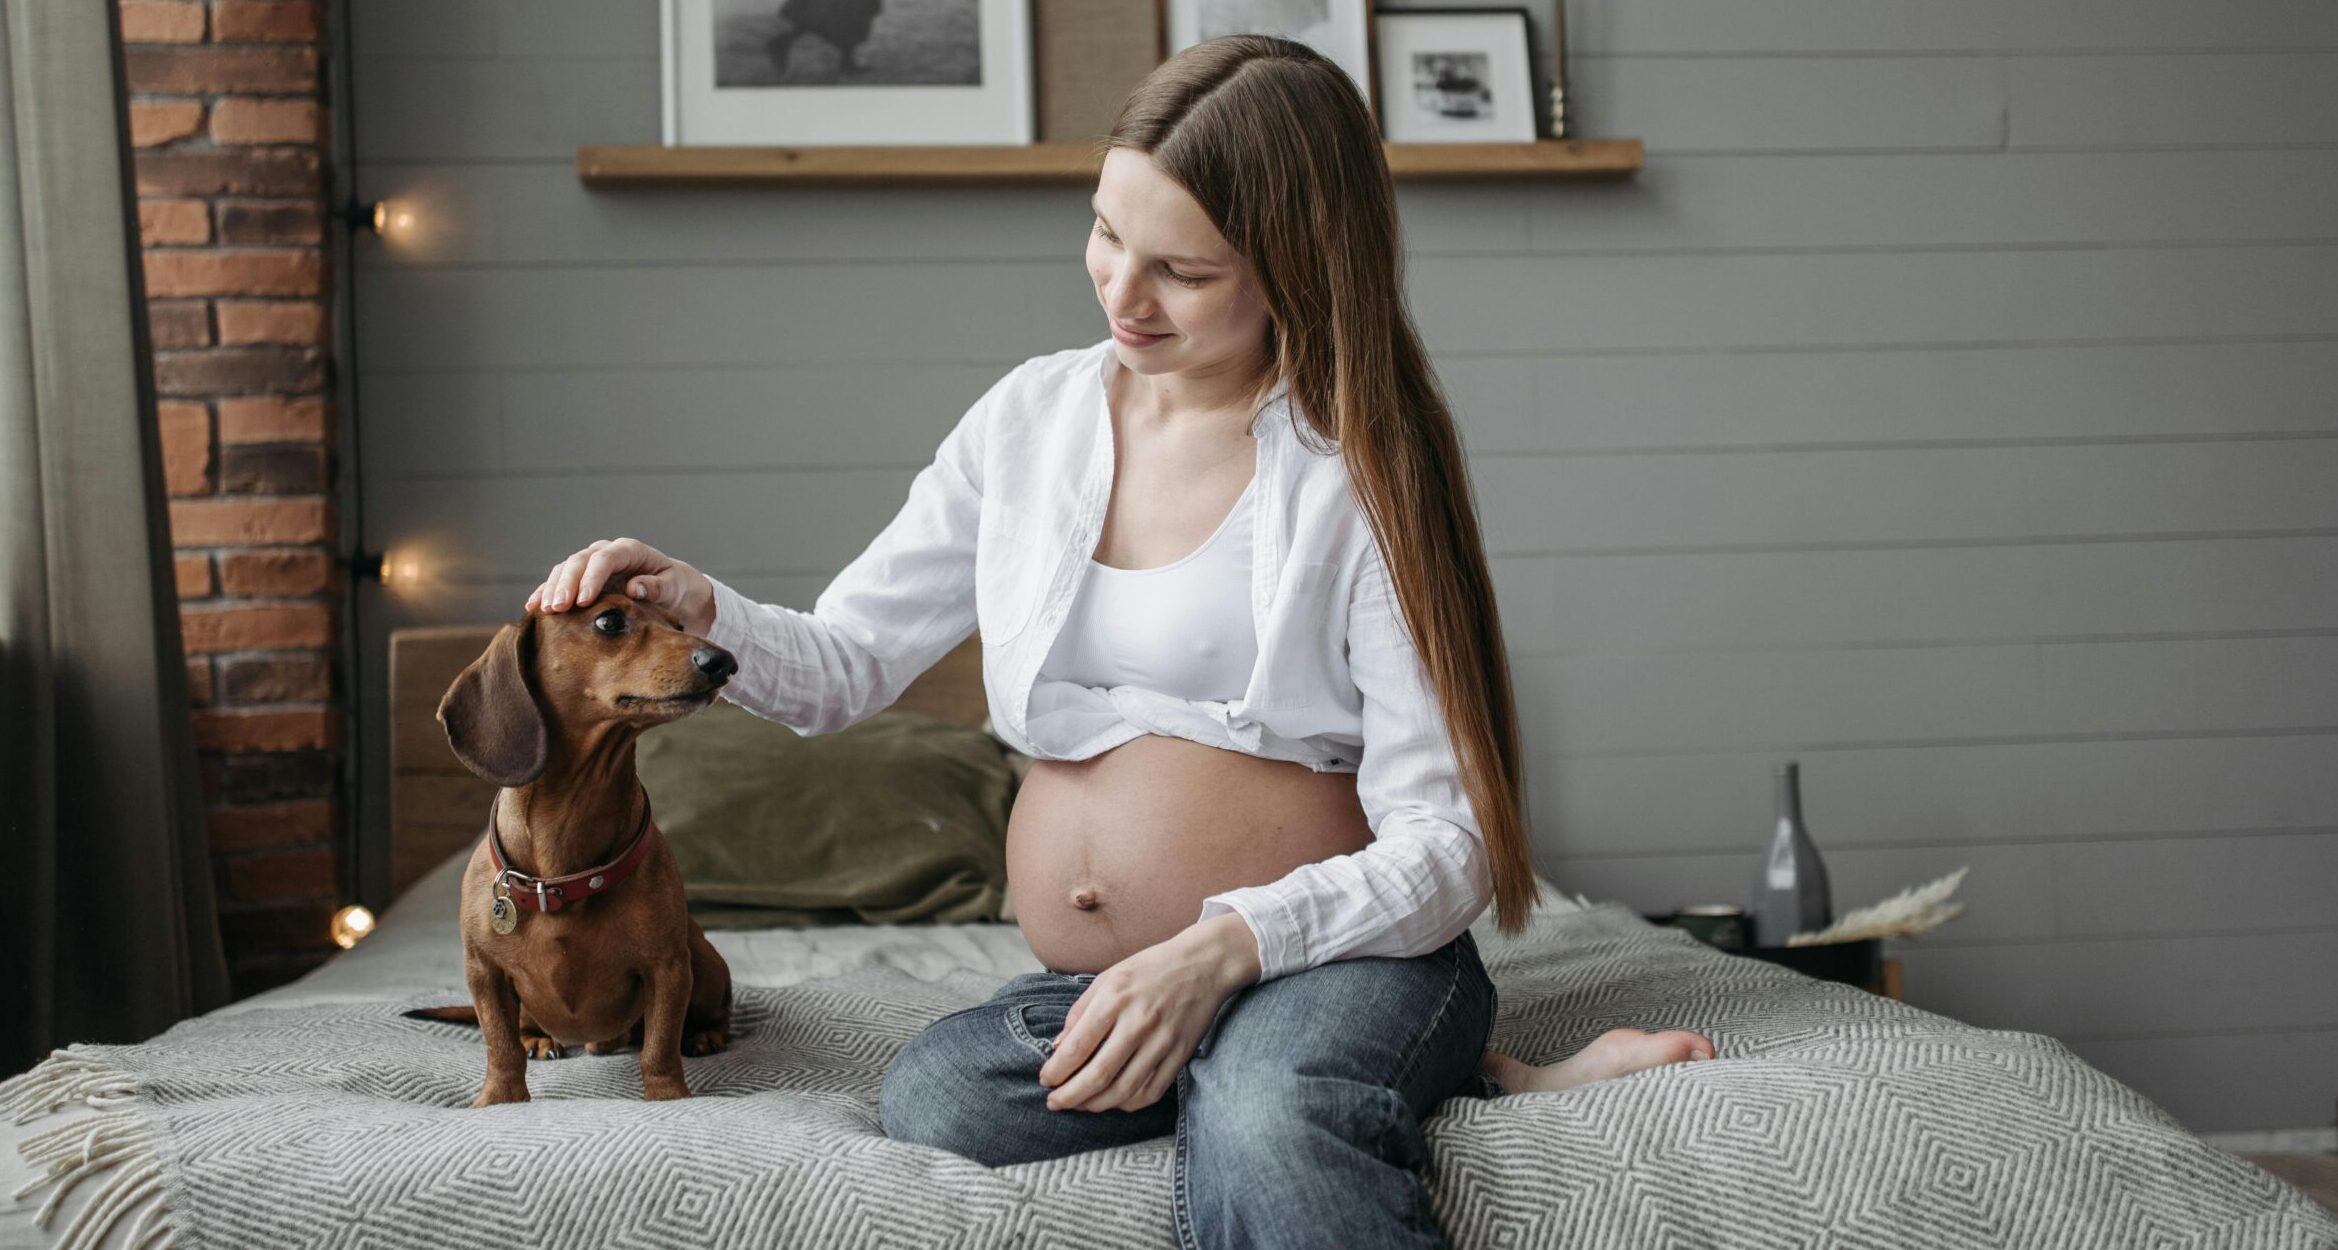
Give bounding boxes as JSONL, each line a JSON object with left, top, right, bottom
{"left": 5, "top": 902, "right": 2332, "bottom": 1250}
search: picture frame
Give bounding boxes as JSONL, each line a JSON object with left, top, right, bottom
{"left": 661, "top": 0, "right": 1036, "bottom": 146}
{"left": 1371, "top": 7, "right": 1538, "bottom": 144}
{"left": 1370, "top": 0, "right": 1563, "bottom": 137}
{"left": 1164, "top": 0, "right": 1376, "bottom": 120}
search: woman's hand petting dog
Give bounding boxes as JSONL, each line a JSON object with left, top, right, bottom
{"left": 1037, "top": 913, "right": 1261, "bottom": 1113}
{"left": 529, "top": 536, "right": 717, "bottom": 635}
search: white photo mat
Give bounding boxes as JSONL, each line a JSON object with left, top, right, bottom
{"left": 1372, "top": 8, "right": 1537, "bottom": 143}
{"left": 662, "top": 0, "right": 1035, "bottom": 145}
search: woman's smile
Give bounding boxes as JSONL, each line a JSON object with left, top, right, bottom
{"left": 1111, "top": 320, "right": 1172, "bottom": 346}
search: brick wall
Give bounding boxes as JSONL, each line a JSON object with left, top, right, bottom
{"left": 120, "top": 0, "right": 345, "bottom": 999}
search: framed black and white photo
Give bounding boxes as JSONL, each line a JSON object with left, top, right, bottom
{"left": 1368, "top": 0, "right": 1563, "bottom": 137}
{"left": 1372, "top": 8, "right": 1537, "bottom": 143}
{"left": 1165, "top": 0, "right": 1375, "bottom": 117}
{"left": 662, "top": 0, "right": 1034, "bottom": 145}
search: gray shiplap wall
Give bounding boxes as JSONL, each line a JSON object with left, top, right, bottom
{"left": 344, "top": 0, "right": 2338, "bottom": 1133}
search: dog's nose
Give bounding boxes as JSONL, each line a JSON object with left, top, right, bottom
{"left": 692, "top": 645, "right": 736, "bottom": 682}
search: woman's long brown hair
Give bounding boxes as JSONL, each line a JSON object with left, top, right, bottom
{"left": 1104, "top": 34, "right": 1540, "bottom": 934}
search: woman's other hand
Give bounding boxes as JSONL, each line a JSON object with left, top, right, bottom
{"left": 1037, "top": 916, "right": 1259, "bottom": 1113}
{"left": 526, "top": 537, "right": 717, "bottom": 636}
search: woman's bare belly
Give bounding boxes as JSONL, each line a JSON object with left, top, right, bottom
{"left": 1006, "top": 733, "right": 1374, "bottom": 973}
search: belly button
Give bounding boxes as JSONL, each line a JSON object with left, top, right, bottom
{"left": 1069, "top": 885, "right": 1101, "bottom": 910}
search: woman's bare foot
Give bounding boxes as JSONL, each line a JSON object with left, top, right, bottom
{"left": 1480, "top": 1028, "right": 1716, "bottom": 1094}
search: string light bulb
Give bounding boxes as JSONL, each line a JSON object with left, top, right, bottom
{"left": 330, "top": 904, "right": 376, "bottom": 949}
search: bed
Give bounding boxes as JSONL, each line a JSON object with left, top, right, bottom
{"left": 3, "top": 626, "right": 2333, "bottom": 1250}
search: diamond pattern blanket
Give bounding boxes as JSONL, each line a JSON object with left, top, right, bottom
{"left": 5, "top": 901, "right": 2332, "bottom": 1250}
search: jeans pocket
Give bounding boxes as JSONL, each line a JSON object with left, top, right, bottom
{"left": 1004, "top": 999, "right": 1066, "bottom": 1060}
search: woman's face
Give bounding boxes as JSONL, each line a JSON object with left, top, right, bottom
{"left": 1086, "top": 147, "right": 1273, "bottom": 385}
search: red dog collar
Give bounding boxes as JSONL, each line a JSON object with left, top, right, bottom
{"left": 485, "top": 798, "right": 656, "bottom": 914}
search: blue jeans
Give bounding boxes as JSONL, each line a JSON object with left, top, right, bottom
{"left": 879, "top": 929, "right": 1503, "bottom": 1249}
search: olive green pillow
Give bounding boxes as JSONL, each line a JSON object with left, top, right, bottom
{"left": 635, "top": 701, "right": 1027, "bottom": 929}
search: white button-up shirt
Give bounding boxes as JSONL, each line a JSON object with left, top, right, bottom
{"left": 701, "top": 336, "right": 1494, "bottom": 982}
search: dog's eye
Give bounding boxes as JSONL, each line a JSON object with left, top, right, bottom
{"left": 593, "top": 609, "right": 627, "bottom": 636}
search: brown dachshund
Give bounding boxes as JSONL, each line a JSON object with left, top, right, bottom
{"left": 430, "top": 593, "right": 738, "bottom": 1105}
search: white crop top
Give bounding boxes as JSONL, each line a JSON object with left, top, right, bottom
{"left": 1036, "top": 474, "right": 1261, "bottom": 702}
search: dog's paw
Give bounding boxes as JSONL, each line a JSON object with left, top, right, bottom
{"left": 470, "top": 1082, "right": 530, "bottom": 1107}
{"left": 643, "top": 1078, "right": 693, "bottom": 1101}
{"left": 584, "top": 1038, "right": 631, "bottom": 1056}
{"left": 682, "top": 1028, "right": 731, "bottom": 1057}
{"left": 522, "top": 1034, "right": 566, "bottom": 1060}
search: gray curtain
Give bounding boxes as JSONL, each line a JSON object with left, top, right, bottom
{"left": 0, "top": 0, "right": 233, "bottom": 1078}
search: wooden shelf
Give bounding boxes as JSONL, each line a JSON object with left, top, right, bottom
{"left": 576, "top": 138, "right": 1641, "bottom": 187}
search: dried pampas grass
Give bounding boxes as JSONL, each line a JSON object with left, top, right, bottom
{"left": 1784, "top": 866, "right": 1968, "bottom": 946}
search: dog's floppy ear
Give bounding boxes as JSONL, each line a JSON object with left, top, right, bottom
{"left": 436, "top": 614, "right": 550, "bottom": 787}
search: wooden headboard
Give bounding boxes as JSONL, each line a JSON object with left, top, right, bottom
{"left": 388, "top": 622, "right": 989, "bottom": 901}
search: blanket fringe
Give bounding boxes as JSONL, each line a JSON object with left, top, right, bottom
{"left": 0, "top": 1050, "right": 141, "bottom": 1125}
{"left": 0, "top": 1050, "right": 179, "bottom": 1250}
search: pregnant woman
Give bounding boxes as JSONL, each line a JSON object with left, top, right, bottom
{"left": 529, "top": 34, "right": 1712, "bottom": 1248}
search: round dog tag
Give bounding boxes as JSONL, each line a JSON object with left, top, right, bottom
{"left": 490, "top": 895, "right": 518, "bottom": 935}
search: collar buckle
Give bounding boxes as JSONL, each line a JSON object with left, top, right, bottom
{"left": 483, "top": 798, "right": 654, "bottom": 915}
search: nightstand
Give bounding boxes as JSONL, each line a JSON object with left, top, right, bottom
{"left": 1642, "top": 913, "right": 1904, "bottom": 1001}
